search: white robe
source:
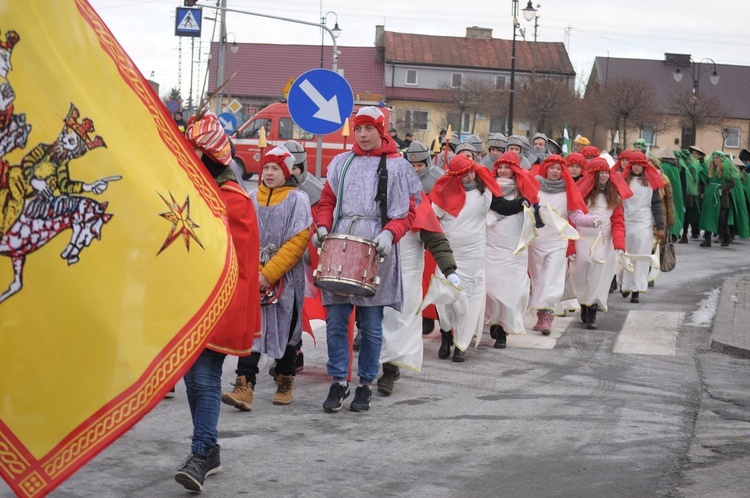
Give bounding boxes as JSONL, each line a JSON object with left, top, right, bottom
{"left": 622, "top": 181, "right": 654, "bottom": 293}
{"left": 380, "top": 229, "right": 425, "bottom": 371}
{"left": 484, "top": 180, "right": 529, "bottom": 335}
{"left": 528, "top": 190, "right": 569, "bottom": 312}
{"left": 571, "top": 194, "right": 617, "bottom": 310}
{"left": 434, "top": 188, "right": 491, "bottom": 351}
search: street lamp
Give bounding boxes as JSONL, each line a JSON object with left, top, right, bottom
{"left": 508, "top": 0, "right": 536, "bottom": 136}
{"left": 227, "top": 32, "right": 238, "bottom": 54}
{"left": 320, "top": 11, "right": 341, "bottom": 69}
{"left": 672, "top": 57, "right": 720, "bottom": 95}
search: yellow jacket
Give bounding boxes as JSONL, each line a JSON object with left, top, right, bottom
{"left": 256, "top": 183, "right": 310, "bottom": 284}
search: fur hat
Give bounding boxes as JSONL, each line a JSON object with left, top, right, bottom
{"left": 507, "top": 135, "right": 530, "bottom": 152}
{"left": 465, "top": 134, "right": 485, "bottom": 154}
{"left": 454, "top": 141, "right": 477, "bottom": 159}
{"left": 487, "top": 133, "right": 507, "bottom": 149}
{"left": 406, "top": 141, "right": 431, "bottom": 164}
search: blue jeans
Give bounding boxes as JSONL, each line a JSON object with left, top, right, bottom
{"left": 184, "top": 348, "right": 226, "bottom": 457}
{"left": 326, "top": 304, "right": 383, "bottom": 384}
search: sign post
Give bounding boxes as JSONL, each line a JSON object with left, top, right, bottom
{"left": 287, "top": 68, "right": 354, "bottom": 179}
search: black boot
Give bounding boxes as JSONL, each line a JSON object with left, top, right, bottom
{"left": 586, "top": 304, "right": 598, "bottom": 330}
{"left": 422, "top": 318, "right": 435, "bottom": 335}
{"left": 630, "top": 292, "right": 639, "bottom": 303}
{"left": 438, "top": 330, "right": 452, "bottom": 359}
{"left": 452, "top": 347, "right": 465, "bottom": 362}
{"left": 492, "top": 325, "right": 507, "bottom": 349}
{"left": 580, "top": 304, "right": 588, "bottom": 324}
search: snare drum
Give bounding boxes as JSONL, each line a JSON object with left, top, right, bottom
{"left": 313, "top": 234, "right": 383, "bottom": 297}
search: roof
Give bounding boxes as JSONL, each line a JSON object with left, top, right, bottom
{"left": 383, "top": 31, "right": 575, "bottom": 74}
{"left": 590, "top": 56, "right": 750, "bottom": 120}
{"left": 207, "top": 44, "right": 384, "bottom": 100}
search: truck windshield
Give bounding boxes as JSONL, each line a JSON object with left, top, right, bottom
{"left": 238, "top": 118, "right": 271, "bottom": 139}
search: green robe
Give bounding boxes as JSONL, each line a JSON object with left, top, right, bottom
{"left": 660, "top": 160, "right": 684, "bottom": 236}
{"left": 724, "top": 160, "right": 750, "bottom": 238}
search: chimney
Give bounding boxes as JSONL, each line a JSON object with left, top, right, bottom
{"left": 375, "top": 25, "right": 385, "bottom": 47}
{"left": 466, "top": 26, "right": 492, "bottom": 40}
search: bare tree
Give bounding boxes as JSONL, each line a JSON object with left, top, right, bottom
{"left": 666, "top": 89, "right": 728, "bottom": 146}
{"left": 587, "top": 78, "right": 659, "bottom": 147}
{"left": 438, "top": 76, "right": 505, "bottom": 134}
{"left": 516, "top": 76, "right": 577, "bottom": 137}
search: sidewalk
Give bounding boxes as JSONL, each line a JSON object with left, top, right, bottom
{"left": 711, "top": 273, "right": 750, "bottom": 358}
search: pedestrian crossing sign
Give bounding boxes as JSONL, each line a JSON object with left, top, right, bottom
{"left": 175, "top": 7, "right": 202, "bottom": 37}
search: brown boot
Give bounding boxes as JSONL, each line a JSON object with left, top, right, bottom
{"left": 533, "top": 310, "right": 553, "bottom": 335}
{"left": 221, "top": 375, "right": 254, "bottom": 411}
{"left": 272, "top": 374, "right": 294, "bottom": 405}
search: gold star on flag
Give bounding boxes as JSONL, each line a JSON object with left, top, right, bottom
{"left": 157, "top": 191, "right": 204, "bottom": 254}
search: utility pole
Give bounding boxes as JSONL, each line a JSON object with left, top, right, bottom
{"left": 214, "top": 0, "right": 228, "bottom": 114}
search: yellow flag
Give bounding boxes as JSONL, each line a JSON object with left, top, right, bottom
{"left": 0, "top": 2, "right": 237, "bottom": 496}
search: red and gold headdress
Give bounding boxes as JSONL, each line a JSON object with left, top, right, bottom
{"left": 64, "top": 104, "right": 106, "bottom": 150}
{"left": 0, "top": 30, "right": 19, "bottom": 54}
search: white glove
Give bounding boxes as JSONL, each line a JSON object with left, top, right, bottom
{"left": 593, "top": 218, "right": 602, "bottom": 228}
{"left": 615, "top": 249, "right": 624, "bottom": 257}
{"left": 567, "top": 254, "right": 576, "bottom": 261}
{"left": 313, "top": 227, "right": 328, "bottom": 248}
{"left": 446, "top": 273, "right": 461, "bottom": 287}
{"left": 373, "top": 230, "right": 394, "bottom": 256}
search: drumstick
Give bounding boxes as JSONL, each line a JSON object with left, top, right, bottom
{"left": 99, "top": 175, "right": 123, "bottom": 182}
{"left": 311, "top": 221, "right": 326, "bottom": 241}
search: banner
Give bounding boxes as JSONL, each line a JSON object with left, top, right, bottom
{"left": 0, "top": 1, "right": 236, "bottom": 496}
{"left": 561, "top": 123, "right": 571, "bottom": 156}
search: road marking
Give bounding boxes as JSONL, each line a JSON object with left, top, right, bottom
{"left": 504, "top": 314, "right": 577, "bottom": 349}
{"left": 613, "top": 310, "right": 684, "bottom": 355}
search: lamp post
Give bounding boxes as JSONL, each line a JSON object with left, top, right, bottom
{"left": 508, "top": 0, "right": 536, "bottom": 136}
{"left": 672, "top": 57, "right": 720, "bottom": 95}
{"left": 320, "top": 11, "right": 341, "bottom": 69}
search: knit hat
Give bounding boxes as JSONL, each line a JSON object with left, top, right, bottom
{"left": 582, "top": 145, "right": 600, "bottom": 160}
{"left": 493, "top": 151, "right": 540, "bottom": 204}
{"left": 352, "top": 106, "right": 386, "bottom": 137}
{"left": 262, "top": 145, "right": 295, "bottom": 179}
{"left": 406, "top": 141, "right": 432, "bottom": 164}
{"left": 573, "top": 135, "right": 590, "bottom": 146}
{"left": 185, "top": 112, "right": 232, "bottom": 166}
{"left": 283, "top": 139, "right": 307, "bottom": 168}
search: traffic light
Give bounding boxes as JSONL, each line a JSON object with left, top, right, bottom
{"left": 184, "top": 0, "right": 198, "bottom": 6}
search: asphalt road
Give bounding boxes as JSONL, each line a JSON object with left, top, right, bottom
{"left": 11, "top": 228, "right": 750, "bottom": 498}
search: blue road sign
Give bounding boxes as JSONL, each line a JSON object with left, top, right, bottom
{"left": 166, "top": 100, "right": 180, "bottom": 113}
{"left": 218, "top": 112, "right": 237, "bottom": 134}
{"left": 175, "top": 7, "right": 202, "bottom": 37}
{"left": 288, "top": 69, "right": 354, "bottom": 136}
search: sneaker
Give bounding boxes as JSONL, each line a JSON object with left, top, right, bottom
{"left": 323, "top": 382, "right": 350, "bottom": 412}
{"left": 350, "top": 385, "right": 372, "bottom": 412}
{"left": 220, "top": 375, "right": 254, "bottom": 411}
{"left": 206, "top": 444, "right": 222, "bottom": 477}
{"left": 272, "top": 374, "right": 294, "bottom": 405}
{"left": 164, "top": 386, "right": 175, "bottom": 399}
{"left": 175, "top": 453, "right": 209, "bottom": 492}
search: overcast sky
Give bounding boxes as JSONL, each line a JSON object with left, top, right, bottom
{"left": 88, "top": 0, "right": 750, "bottom": 101}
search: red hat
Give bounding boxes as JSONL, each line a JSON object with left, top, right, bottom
{"left": 262, "top": 145, "right": 295, "bottom": 179}
{"left": 582, "top": 145, "right": 600, "bottom": 160}
{"left": 621, "top": 151, "right": 665, "bottom": 190}
{"left": 185, "top": 112, "right": 232, "bottom": 166}
{"left": 429, "top": 154, "right": 501, "bottom": 217}
{"left": 566, "top": 152, "right": 586, "bottom": 168}
{"left": 578, "top": 157, "right": 633, "bottom": 200}
{"left": 494, "top": 151, "right": 540, "bottom": 204}
{"left": 538, "top": 155, "right": 588, "bottom": 213}
{"left": 352, "top": 106, "right": 385, "bottom": 137}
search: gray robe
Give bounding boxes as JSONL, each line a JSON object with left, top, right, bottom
{"left": 250, "top": 188, "right": 312, "bottom": 359}
{"left": 297, "top": 170, "right": 323, "bottom": 206}
{"left": 321, "top": 151, "right": 422, "bottom": 311}
{"left": 417, "top": 164, "right": 444, "bottom": 194}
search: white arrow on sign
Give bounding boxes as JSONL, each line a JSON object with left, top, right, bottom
{"left": 219, "top": 115, "right": 235, "bottom": 132}
{"left": 299, "top": 79, "right": 341, "bottom": 124}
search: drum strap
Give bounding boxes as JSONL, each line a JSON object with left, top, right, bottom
{"left": 332, "top": 153, "right": 356, "bottom": 232}
{"left": 375, "top": 153, "right": 389, "bottom": 228}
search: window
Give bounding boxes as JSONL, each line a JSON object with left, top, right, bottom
{"left": 460, "top": 113, "right": 473, "bottom": 134}
{"left": 403, "top": 110, "right": 429, "bottom": 131}
{"left": 238, "top": 118, "right": 271, "bottom": 139}
{"left": 279, "top": 118, "right": 314, "bottom": 140}
{"left": 724, "top": 127, "right": 741, "bottom": 149}
{"left": 495, "top": 76, "right": 507, "bottom": 90}
{"left": 447, "top": 113, "right": 461, "bottom": 131}
{"left": 640, "top": 125, "right": 657, "bottom": 146}
{"left": 451, "top": 72, "right": 463, "bottom": 88}
{"left": 405, "top": 69, "right": 418, "bottom": 86}
{"left": 489, "top": 116, "right": 505, "bottom": 133}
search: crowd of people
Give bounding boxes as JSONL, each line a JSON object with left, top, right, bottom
{"left": 173, "top": 109, "right": 750, "bottom": 493}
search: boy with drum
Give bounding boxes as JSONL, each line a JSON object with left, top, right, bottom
{"left": 313, "top": 106, "right": 421, "bottom": 412}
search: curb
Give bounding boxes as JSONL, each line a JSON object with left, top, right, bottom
{"left": 710, "top": 274, "right": 750, "bottom": 359}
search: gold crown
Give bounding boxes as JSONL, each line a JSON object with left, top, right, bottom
{"left": 64, "top": 104, "right": 106, "bottom": 150}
